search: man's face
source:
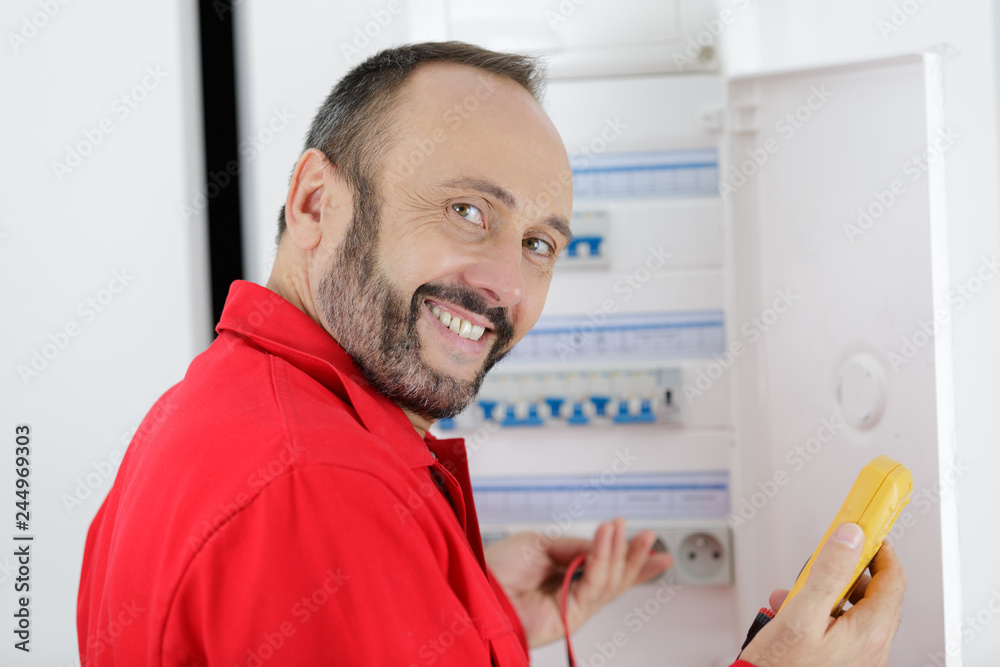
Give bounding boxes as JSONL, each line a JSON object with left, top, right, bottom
{"left": 315, "top": 63, "right": 573, "bottom": 421}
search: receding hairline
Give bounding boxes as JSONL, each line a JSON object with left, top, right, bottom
{"left": 355, "top": 60, "right": 551, "bottom": 192}
{"left": 277, "top": 42, "right": 549, "bottom": 244}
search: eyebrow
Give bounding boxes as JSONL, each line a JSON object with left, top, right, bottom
{"left": 441, "top": 177, "right": 574, "bottom": 243}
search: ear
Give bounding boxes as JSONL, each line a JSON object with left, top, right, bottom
{"left": 284, "top": 148, "right": 334, "bottom": 251}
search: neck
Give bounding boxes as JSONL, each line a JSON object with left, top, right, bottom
{"left": 403, "top": 409, "right": 432, "bottom": 439}
{"left": 266, "top": 242, "right": 323, "bottom": 328}
{"left": 268, "top": 242, "right": 437, "bottom": 441}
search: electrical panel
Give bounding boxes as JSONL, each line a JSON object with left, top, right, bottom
{"left": 438, "top": 365, "right": 681, "bottom": 431}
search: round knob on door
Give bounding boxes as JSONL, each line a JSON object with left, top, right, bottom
{"left": 836, "top": 354, "right": 887, "bottom": 430}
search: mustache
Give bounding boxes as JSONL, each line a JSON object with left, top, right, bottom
{"left": 411, "top": 282, "right": 513, "bottom": 333}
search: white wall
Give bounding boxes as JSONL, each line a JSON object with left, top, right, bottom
{"left": 235, "top": 1, "right": 411, "bottom": 285}
{"left": 2, "top": 0, "right": 209, "bottom": 663}
{"left": 721, "top": 1, "right": 1000, "bottom": 664}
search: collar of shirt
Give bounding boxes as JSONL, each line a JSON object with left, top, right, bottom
{"left": 215, "top": 280, "right": 489, "bottom": 568}
{"left": 216, "top": 280, "right": 437, "bottom": 466}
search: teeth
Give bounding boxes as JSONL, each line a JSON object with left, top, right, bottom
{"left": 429, "top": 303, "right": 488, "bottom": 341}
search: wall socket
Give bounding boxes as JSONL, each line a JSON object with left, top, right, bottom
{"left": 629, "top": 521, "right": 733, "bottom": 587}
{"left": 481, "top": 520, "right": 733, "bottom": 587}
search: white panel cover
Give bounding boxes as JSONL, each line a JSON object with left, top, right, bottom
{"left": 728, "top": 54, "right": 955, "bottom": 665}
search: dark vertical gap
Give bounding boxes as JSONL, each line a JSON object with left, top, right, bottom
{"left": 197, "top": 0, "right": 244, "bottom": 332}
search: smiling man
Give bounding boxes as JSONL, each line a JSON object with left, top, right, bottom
{"left": 76, "top": 42, "right": 670, "bottom": 666}
{"left": 78, "top": 42, "right": 905, "bottom": 667}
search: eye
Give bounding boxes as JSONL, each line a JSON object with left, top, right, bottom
{"left": 451, "top": 203, "right": 483, "bottom": 226}
{"left": 523, "top": 237, "right": 554, "bottom": 257}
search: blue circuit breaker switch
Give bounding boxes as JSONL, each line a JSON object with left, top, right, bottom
{"left": 526, "top": 403, "right": 544, "bottom": 426}
{"left": 479, "top": 400, "right": 498, "bottom": 422}
{"left": 558, "top": 210, "right": 610, "bottom": 269}
{"left": 567, "top": 401, "right": 589, "bottom": 425}
{"left": 501, "top": 402, "right": 545, "bottom": 427}
{"left": 544, "top": 397, "right": 565, "bottom": 419}
{"left": 613, "top": 400, "right": 631, "bottom": 424}
{"left": 590, "top": 395, "right": 611, "bottom": 417}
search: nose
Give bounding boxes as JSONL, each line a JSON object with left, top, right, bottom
{"left": 461, "top": 234, "right": 525, "bottom": 308}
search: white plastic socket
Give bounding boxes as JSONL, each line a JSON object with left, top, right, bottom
{"left": 629, "top": 521, "right": 733, "bottom": 587}
{"left": 479, "top": 521, "right": 733, "bottom": 587}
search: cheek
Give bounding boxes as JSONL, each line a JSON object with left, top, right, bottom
{"left": 512, "top": 280, "right": 551, "bottom": 337}
{"left": 384, "top": 250, "right": 462, "bottom": 292}
{"left": 380, "top": 227, "right": 467, "bottom": 283}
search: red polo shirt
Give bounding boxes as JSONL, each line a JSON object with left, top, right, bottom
{"left": 77, "top": 280, "right": 530, "bottom": 666}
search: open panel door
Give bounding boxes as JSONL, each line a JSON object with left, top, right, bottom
{"left": 727, "top": 54, "right": 957, "bottom": 664}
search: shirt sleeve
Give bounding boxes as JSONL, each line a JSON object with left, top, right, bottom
{"left": 161, "top": 465, "right": 497, "bottom": 666}
{"left": 730, "top": 660, "right": 758, "bottom": 666}
{"left": 486, "top": 565, "right": 529, "bottom": 657}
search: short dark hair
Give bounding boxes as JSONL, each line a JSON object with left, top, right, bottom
{"left": 275, "top": 41, "right": 546, "bottom": 244}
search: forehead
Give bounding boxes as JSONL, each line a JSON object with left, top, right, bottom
{"left": 384, "top": 63, "right": 572, "bottom": 216}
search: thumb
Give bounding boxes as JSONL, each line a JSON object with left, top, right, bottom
{"left": 784, "top": 523, "right": 865, "bottom": 629}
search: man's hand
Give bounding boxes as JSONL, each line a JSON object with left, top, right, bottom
{"left": 739, "top": 523, "right": 907, "bottom": 667}
{"left": 484, "top": 517, "right": 673, "bottom": 648}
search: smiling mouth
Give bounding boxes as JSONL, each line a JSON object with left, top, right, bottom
{"left": 426, "top": 301, "right": 488, "bottom": 341}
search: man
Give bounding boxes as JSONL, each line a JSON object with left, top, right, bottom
{"left": 78, "top": 42, "right": 905, "bottom": 666}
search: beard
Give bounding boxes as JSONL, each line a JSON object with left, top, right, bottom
{"left": 316, "top": 195, "right": 516, "bottom": 421}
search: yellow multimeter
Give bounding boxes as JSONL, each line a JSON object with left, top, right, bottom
{"left": 778, "top": 455, "right": 913, "bottom": 617}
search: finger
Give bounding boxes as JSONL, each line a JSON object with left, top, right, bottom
{"left": 622, "top": 531, "right": 668, "bottom": 585}
{"left": 636, "top": 553, "right": 674, "bottom": 583}
{"left": 606, "top": 517, "right": 629, "bottom": 593}
{"left": 545, "top": 536, "right": 595, "bottom": 565}
{"left": 868, "top": 540, "right": 903, "bottom": 578}
{"left": 782, "top": 523, "right": 865, "bottom": 631}
{"left": 579, "top": 521, "right": 614, "bottom": 599}
{"left": 842, "top": 541, "right": 907, "bottom": 626}
{"left": 768, "top": 588, "right": 790, "bottom": 612}
{"left": 848, "top": 571, "right": 872, "bottom": 605}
